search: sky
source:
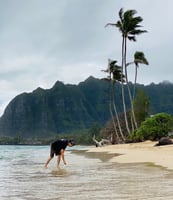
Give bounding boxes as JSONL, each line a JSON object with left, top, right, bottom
{"left": 0, "top": 0, "right": 173, "bottom": 116}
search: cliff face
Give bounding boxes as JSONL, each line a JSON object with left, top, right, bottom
{"left": 0, "top": 77, "right": 110, "bottom": 137}
{"left": 0, "top": 77, "right": 173, "bottom": 138}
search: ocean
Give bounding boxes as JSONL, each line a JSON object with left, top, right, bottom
{"left": 1, "top": 145, "right": 173, "bottom": 200}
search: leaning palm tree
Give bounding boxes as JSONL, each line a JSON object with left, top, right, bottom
{"left": 102, "top": 59, "right": 121, "bottom": 142}
{"left": 106, "top": 8, "right": 147, "bottom": 133}
{"left": 133, "top": 51, "right": 149, "bottom": 99}
{"left": 102, "top": 59, "right": 126, "bottom": 143}
{"left": 126, "top": 51, "right": 149, "bottom": 131}
{"left": 110, "top": 60, "right": 126, "bottom": 142}
{"left": 126, "top": 51, "right": 149, "bottom": 99}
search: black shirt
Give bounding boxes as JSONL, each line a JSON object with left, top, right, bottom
{"left": 51, "top": 139, "right": 68, "bottom": 154}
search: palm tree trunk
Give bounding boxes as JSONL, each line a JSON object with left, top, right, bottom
{"left": 112, "top": 83, "right": 125, "bottom": 142}
{"left": 133, "top": 65, "right": 138, "bottom": 100}
{"left": 124, "top": 38, "right": 138, "bottom": 130}
{"left": 121, "top": 37, "right": 131, "bottom": 135}
{"left": 109, "top": 77, "right": 120, "bottom": 143}
{"left": 132, "top": 65, "right": 138, "bottom": 128}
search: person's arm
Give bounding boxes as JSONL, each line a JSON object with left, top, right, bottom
{"left": 60, "top": 149, "right": 66, "bottom": 165}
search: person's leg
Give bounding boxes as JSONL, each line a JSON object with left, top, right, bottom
{"left": 57, "top": 154, "right": 61, "bottom": 168}
{"left": 45, "top": 157, "right": 53, "bottom": 168}
{"left": 45, "top": 144, "right": 54, "bottom": 168}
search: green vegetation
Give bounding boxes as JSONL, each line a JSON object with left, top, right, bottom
{"left": 133, "top": 89, "right": 150, "bottom": 126}
{"left": 0, "top": 136, "right": 22, "bottom": 145}
{"left": 104, "top": 8, "right": 148, "bottom": 141}
{"left": 129, "top": 113, "right": 173, "bottom": 142}
{"left": 0, "top": 123, "right": 102, "bottom": 145}
{"left": 101, "top": 8, "right": 173, "bottom": 144}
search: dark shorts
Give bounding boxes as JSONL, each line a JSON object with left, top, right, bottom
{"left": 50, "top": 144, "right": 61, "bottom": 158}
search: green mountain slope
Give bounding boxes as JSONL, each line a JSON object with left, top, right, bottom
{"left": 0, "top": 77, "right": 172, "bottom": 138}
{"left": 0, "top": 77, "right": 110, "bottom": 137}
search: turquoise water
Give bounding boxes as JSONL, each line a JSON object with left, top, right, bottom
{"left": 1, "top": 145, "right": 173, "bottom": 200}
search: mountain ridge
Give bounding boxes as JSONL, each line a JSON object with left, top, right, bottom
{"left": 0, "top": 76, "right": 173, "bottom": 138}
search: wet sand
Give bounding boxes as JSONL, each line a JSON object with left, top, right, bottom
{"left": 87, "top": 141, "right": 173, "bottom": 170}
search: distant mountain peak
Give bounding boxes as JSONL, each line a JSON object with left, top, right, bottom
{"left": 85, "top": 76, "right": 98, "bottom": 82}
{"left": 32, "top": 87, "right": 45, "bottom": 94}
{"left": 52, "top": 80, "right": 64, "bottom": 88}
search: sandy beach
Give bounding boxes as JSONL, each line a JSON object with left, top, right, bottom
{"left": 87, "top": 141, "right": 173, "bottom": 170}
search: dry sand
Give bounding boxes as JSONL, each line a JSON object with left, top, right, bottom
{"left": 87, "top": 141, "right": 173, "bottom": 170}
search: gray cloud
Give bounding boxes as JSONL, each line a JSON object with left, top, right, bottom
{"left": 0, "top": 0, "right": 173, "bottom": 115}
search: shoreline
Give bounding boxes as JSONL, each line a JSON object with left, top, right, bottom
{"left": 87, "top": 141, "right": 173, "bottom": 170}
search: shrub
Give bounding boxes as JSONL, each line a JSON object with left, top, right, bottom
{"left": 129, "top": 113, "right": 173, "bottom": 142}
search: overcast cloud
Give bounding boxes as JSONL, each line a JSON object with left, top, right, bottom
{"left": 0, "top": 0, "right": 173, "bottom": 116}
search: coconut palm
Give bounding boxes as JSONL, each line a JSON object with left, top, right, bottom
{"left": 126, "top": 51, "right": 149, "bottom": 99}
{"left": 106, "top": 8, "right": 147, "bottom": 133}
{"left": 111, "top": 61, "right": 126, "bottom": 142}
{"left": 133, "top": 51, "right": 149, "bottom": 99}
{"left": 102, "top": 59, "right": 120, "bottom": 142}
{"left": 102, "top": 59, "right": 126, "bottom": 142}
{"left": 126, "top": 51, "right": 149, "bottom": 130}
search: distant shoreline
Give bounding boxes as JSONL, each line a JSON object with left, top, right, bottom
{"left": 87, "top": 141, "right": 173, "bottom": 170}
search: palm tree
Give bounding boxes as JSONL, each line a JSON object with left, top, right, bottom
{"left": 102, "top": 59, "right": 125, "bottom": 142}
{"left": 126, "top": 51, "right": 149, "bottom": 130}
{"left": 110, "top": 60, "right": 126, "bottom": 142}
{"left": 106, "top": 8, "right": 147, "bottom": 133}
{"left": 126, "top": 51, "right": 149, "bottom": 99}
{"left": 102, "top": 59, "right": 120, "bottom": 142}
{"left": 133, "top": 51, "right": 149, "bottom": 99}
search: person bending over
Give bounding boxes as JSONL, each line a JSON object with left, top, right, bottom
{"left": 45, "top": 139, "right": 75, "bottom": 168}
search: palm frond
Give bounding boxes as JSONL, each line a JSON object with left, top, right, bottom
{"left": 115, "top": 8, "right": 147, "bottom": 42}
{"left": 105, "top": 23, "right": 116, "bottom": 28}
{"left": 130, "top": 29, "right": 147, "bottom": 35}
{"left": 119, "top": 8, "right": 124, "bottom": 21}
{"left": 128, "top": 36, "right": 136, "bottom": 41}
{"left": 124, "top": 9, "right": 137, "bottom": 21}
{"left": 134, "top": 51, "right": 149, "bottom": 65}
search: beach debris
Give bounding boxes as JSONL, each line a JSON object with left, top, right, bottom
{"left": 92, "top": 135, "right": 112, "bottom": 147}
